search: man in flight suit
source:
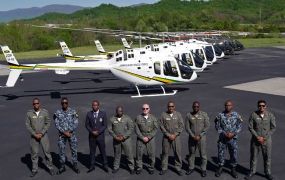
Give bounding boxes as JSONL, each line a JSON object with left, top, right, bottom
{"left": 185, "top": 101, "right": 210, "bottom": 177}
{"left": 85, "top": 100, "right": 108, "bottom": 173}
{"left": 54, "top": 97, "right": 80, "bottom": 174}
{"left": 26, "top": 98, "right": 55, "bottom": 177}
{"left": 245, "top": 100, "right": 276, "bottom": 180}
{"left": 215, "top": 100, "right": 242, "bottom": 179}
{"left": 108, "top": 106, "right": 135, "bottom": 174}
{"left": 135, "top": 104, "right": 158, "bottom": 175}
{"left": 160, "top": 101, "right": 184, "bottom": 176}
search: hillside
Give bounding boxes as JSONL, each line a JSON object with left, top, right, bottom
{"left": 0, "top": 4, "right": 84, "bottom": 22}
{"left": 1, "top": 0, "right": 285, "bottom": 52}
{"left": 30, "top": 0, "right": 285, "bottom": 31}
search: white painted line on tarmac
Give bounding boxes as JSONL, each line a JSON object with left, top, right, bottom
{"left": 225, "top": 77, "right": 285, "bottom": 97}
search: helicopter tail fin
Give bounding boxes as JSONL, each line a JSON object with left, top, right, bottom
{"left": 0, "top": 45, "right": 22, "bottom": 87}
{"left": 94, "top": 40, "right": 106, "bottom": 53}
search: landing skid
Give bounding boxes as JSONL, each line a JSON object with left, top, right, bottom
{"left": 131, "top": 85, "right": 177, "bottom": 98}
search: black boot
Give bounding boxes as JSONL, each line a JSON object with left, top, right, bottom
{"left": 102, "top": 165, "right": 109, "bottom": 173}
{"left": 130, "top": 169, "right": 135, "bottom": 175}
{"left": 186, "top": 169, "right": 194, "bottom": 175}
{"left": 112, "top": 168, "right": 119, "bottom": 174}
{"left": 231, "top": 167, "right": 238, "bottom": 179}
{"left": 159, "top": 170, "right": 167, "bottom": 175}
{"left": 244, "top": 172, "right": 255, "bottom": 180}
{"left": 201, "top": 170, "right": 207, "bottom": 177}
{"left": 215, "top": 166, "right": 223, "bottom": 177}
{"left": 49, "top": 168, "right": 56, "bottom": 176}
{"left": 30, "top": 170, "right": 38, "bottom": 177}
{"left": 265, "top": 174, "right": 274, "bottom": 180}
{"left": 57, "top": 165, "right": 66, "bottom": 175}
{"left": 73, "top": 163, "right": 80, "bottom": 174}
{"left": 87, "top": 166, "right": 95, "bottom": 173}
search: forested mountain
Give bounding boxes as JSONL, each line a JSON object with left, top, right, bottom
{"left": 0, "top": 4, "right": 84, "bottom": 22}
{"left": 1, "top": 0, "right": 284, "bottom": 52}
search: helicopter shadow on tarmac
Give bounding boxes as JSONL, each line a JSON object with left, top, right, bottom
{"left": 0, "top": 86, "right": 190, "bottom": 101}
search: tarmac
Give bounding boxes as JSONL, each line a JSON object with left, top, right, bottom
{"left": 0, "top": 47, "right": 284, "bottom": 180}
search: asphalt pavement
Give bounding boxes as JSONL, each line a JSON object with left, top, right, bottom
{"left": 0, "top": 47, "right": 284, "bottom": 180}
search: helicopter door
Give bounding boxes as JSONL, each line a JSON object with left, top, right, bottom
{"left": 163, "top": 60, "right": 179, "bottom": 77}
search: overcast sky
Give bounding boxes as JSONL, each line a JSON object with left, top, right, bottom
{"left": 0, "top": 0, "right": 159, "bottom": 11}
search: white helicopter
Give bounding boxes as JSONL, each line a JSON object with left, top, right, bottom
{"left": 187, "top": 39, "right": 218, "bottom": 64}
{"left": 121, "top": 38, "right": 208, "bottom": 72}
{"left": 0, "top": 45, "right": 197, "bottom": 98}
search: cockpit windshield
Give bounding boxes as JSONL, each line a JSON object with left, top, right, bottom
{"left": 194, "top": 49, "right": 205, "bottom": 60}
{"left": 176, "top": 58, "right": 193, "bottom": 79}
{"left": 204, "top": 46, "right": 214, "bottom": 61}
{"left": 191, "top": 50, "right": 205, "bottom": 68}
{"left": 163, "top": 59, "right": 193, "bottom": 80}
{"left": 181, "top": 53, "right": 193, "bottom": 66}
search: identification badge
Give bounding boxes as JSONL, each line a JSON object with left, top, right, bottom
{"left": 114, "top": 121, "right": 118, "bottom": 124}
{"left": 32, "top": 116, "right": 37, "bottom": 118}
{"left": 99, "top": 118, "right": 103, "bottom": 122}
{"left": 166, "top": 118, "right": 171, "bottom": 121}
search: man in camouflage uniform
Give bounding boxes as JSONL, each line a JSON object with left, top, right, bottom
{"left": 135, "top": 104, "right": 158, "bottom": 175}
{"left": 54, "top": 97, "right": 80, "bottom": 174}
{"left": 108, "top": 106, "right": 135, "bottom": 174}
{"left": 185, "top": 101, "right": 210, "bottom": 177}
{"left": 245, "top": 100, "right": 276, "bottom": 180}
{"left": 215, "top": 100, "right": 242, "bottom": 179}
{"left": 26, "top": 98, "right": 55, "bottom": 177}
{"left": 160, "top": 101, "right": 184, "bottom": 176}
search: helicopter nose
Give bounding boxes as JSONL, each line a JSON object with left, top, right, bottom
{"left": 190, "top": 71, "right": 198, "bottom": 81}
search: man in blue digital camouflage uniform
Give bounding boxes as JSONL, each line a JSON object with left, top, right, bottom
{"left": 215, "top": 100, "right": 242, "bottom": 179}
{"left": 54, "top": 97, "right": 80, "bottom": 174}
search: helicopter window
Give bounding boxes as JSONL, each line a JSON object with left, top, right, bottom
{"left": 195, "top": 49, "right": 205, "bottom": 60}
{"left": 116, "top": 57, "right": 122, "bottom": 62}
{"left": 154, "top": 62, "right": 161, "bottom": 75}
{"left": 163, "top": 61, "right": 178, "bottom": 77}
{"left": 205, "top": 46, "right": 214, "bottom": 61}
{"left": 128, "top": 54, "right": 134, "bottom": 59}
{"left": 181, "top": 53, "right": 193, "bottom": 66}
{"left": 191, "top": 51, "right": 204, "bottom": 68}
{"left": 140, "top": 51, "right": 145, "bottom": 54}
{"left": 176, "top": 59, "right": 193, "bottom": 79}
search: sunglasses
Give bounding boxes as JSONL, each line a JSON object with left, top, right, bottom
{"left": 33, "top": 103, "right": 39, "bottom": 105}
{"left": 142, "top": 108, "right": 149, "bottom": 110}
{"left": 193, "top": 105, "right": 199, "bottom": 107}
{"left": 258, "top": 105, "right": 266, "bottom": 107}
{"left": 168, "top": 106, "right": 174, "bottom": 108}
{"left": 61, "top": 102, "right": 68, "bottom": 104}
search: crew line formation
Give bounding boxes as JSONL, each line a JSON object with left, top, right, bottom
{"left": 26, "top": 98, "right": 276, "bottom": 180}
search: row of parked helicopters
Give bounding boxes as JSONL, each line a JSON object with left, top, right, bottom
{"left": 0, "top": 32, "right": 244, "bottom": 97}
